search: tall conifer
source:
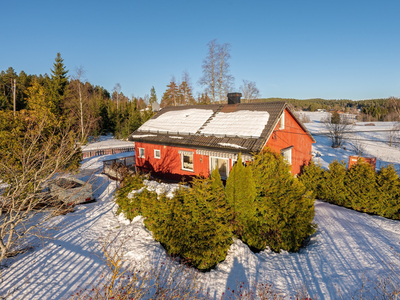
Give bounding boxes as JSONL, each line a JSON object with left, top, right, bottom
{"left": 49, "top": 53, "right": 69, "bottom": 116}
{"left": 225, "top": 154, "right": 256, "bottom": 236}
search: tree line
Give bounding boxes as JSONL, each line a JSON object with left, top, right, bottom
{"left": 259, "top": 97, "right": 400, "bottom": 121}
{"left": 0, "top": 54, "right": 154, "bottom": 140}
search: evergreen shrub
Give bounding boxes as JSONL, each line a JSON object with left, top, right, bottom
{"left": 299, "top": 159, "right": 400, "bottom": 220}
{"left": 323, "top": 160, "right": 348, "bottom": 206}
{"left": 375, "top": 165, "right": 400, "bottom": 219}
{"left": 298, "top": 161, "right": 324, "bottom": 199}
{"left": 148, "top": 168, "right": 233, "bottom": 271}
{"left": 115, "top": 173, "right": 146, "bottom": 220}
{"left": 225, "top": 153, "right": 256, "bottom": 237}
{"left": 244, "top": 149, "right": 316, "bottom": 252}
{"left": 345, "top": 159, "right": 378, "bottom": 212}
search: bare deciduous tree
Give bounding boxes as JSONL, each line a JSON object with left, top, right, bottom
{"left": 0, "top": 112, "right": 81, "bottom": 265}
{"left": 217, "top": 43, "right": 234, "bottom": 103}
{"left": 199, "top": 39, "right": 234, "bottom": 104}
{"left": 113, "top": 83, "right": 121, "bottom": 110}
{"left": 323, "top": 111, "right": 354, "bottom": 148}
{"left": 240, "top": 80, "right": 260, "bottom": 102}
{"left": 387, "top": 122, "right": 400, "bottom": 147}
{"left": 388, "top": 96, "right": 400, "bottom": 120}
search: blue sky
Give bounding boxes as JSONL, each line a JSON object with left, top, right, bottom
{"left": 1, "top": 0, "right": 400, "bottom": 100}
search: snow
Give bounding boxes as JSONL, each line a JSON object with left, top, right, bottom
{"left": 137, "top": 109, "right": 214, "bottom": 134}
{"left": 2, "top": 131, "right": 400, "bottom": 299}
{"left": 218, "top": 142, "right": 246, "bottom": 149}
{"left": 82, "top": 137, "right": 134, "bottom": 151}
{"left": 200, "top": 110, "right": 270, "bottom": 138}
{"left": 169, "top": 136, "right": 184, "bottom": 139}
{"left": 302, "top": 111, "right": 400, "bottom": 171}
{"left": 129, "top": 134, "right": 157, "bottom": 138}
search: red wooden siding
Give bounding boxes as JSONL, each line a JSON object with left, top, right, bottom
{"left": 265, "top": 108, "right": 313, "bottom": 175}
{"left": 135, "top": 142, "right": 211, "bottom": 181}
{"left": 135, "top": 108, "right": 313, "bottom": 179}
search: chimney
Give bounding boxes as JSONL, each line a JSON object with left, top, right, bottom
{"left": 227, "top": 92, "right": 242, "bottom": 104}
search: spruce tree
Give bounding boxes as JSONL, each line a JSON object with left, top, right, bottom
{"left": 149, "top": 86, "right": 157, "bottom": 105}
{"left": 225, "top": 153, "right": 256, "bottom": 236}
{"left": 49, "top": 53, "right": 69, "bottom": 116}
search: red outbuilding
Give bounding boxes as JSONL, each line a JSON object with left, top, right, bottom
{"left": 128, "top": 94, "right": 315, "bottom": 181}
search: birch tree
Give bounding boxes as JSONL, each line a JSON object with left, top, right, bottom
{"left": 240, "top": 80, "right": 260, "bottom": 102}
{"left": 199, "top": 40, "right": 234, "bottom": 103}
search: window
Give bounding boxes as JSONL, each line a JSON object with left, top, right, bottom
{"left": 210, "top": 157, "right": 229, "bottom": 179}
{"left": 181, "top": 153, "right": 194, "bottom": 171}
{"left": 154, "top": 149, "right": 161, "bottom": 159}
{"left": 279, "top": 111, "right": 285, "bottom": 130}
{"left": 281, "top": 147, "right": 292, "bottom": 164}
{"left": 138, "top": 148, "right": 145, "bottom": 158}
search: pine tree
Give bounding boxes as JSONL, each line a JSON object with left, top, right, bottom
{"left": 49, "top": 53, "right": 69, "bottom": 116}
{"left": 160, "top": 77, "right": 178, "bottom": 108}
{"left": 225, "top": 153, "right": 256, "bottom": 236}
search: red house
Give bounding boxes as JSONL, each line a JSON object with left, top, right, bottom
{"left": 128, "top": 94, "right": 315, "bottom": 181}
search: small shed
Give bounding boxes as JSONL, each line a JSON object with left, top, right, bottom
{"left": 348, "top": 156, "right": 377, "bottom": 170}
{"left": 81, "top": 139, "right": 135, "bottom": 159}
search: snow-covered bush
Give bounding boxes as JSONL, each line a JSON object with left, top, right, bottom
{"left": 115, "top": 173, "right": 146, "bottom": 220}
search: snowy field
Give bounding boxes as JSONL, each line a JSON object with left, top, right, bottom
{"left": 1, "top": 116, "right": 400, "bottom": 299}
{"left": 302, "top": 111, "right": 400, "bottom": 171}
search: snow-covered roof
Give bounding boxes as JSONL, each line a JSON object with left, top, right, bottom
{"left": 137, "top": 109, "right": 214, "bottom": 135}
{"left": 200, "top": 110, "right": 269, "bottom": 138}
{"left": 129, "top": 102, "right": 315, "bottom": 153}
{"left": 82, "top": 139, "right": 134, "bottom": 151}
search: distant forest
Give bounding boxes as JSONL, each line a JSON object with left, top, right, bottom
{"left": 0, "top": 54, "right": 155, "bottom": 140}
{"left": 2, "top": 53, "right": 399, "bottom": 144}
{"left": 258, "top": 97, "right": 400, "bottom": 122}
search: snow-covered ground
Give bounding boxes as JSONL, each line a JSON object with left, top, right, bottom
{"left": 1, "top": 118, "right": 400, "bottom": 299}
{"left": 302, "top": 111, "right": 400, "bottom": 171}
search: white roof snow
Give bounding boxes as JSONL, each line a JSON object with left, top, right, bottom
{"left": 82, "top": 139, "right": 134, "bottom": 151}
{"left": 200, "top": 110, "right": 270, "bottom": 138}
{"left": 138, "top": 109, "right": 214, "bottom": 134}
{"left": 218, "top": 143, "right": 246, "bottom": 149}
{"left": 129, "top": 134, "right": 157, "bottom": 138}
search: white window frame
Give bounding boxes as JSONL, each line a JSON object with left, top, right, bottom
{"left": 209, "top": 156, "right": 230, "bottom": 179}
{"left": 181, "top": 152, "right": 194, "bottom": 172}
{"left": 279, "top": 111, "right": 285, "bottom": 130}
{"left": 154, "top": 149, "right": 161, "bottom": 159}
{"left": 281, "top": 147, "right": 293, "bottom": 165}
{"left": 138, "top": 148, "right": 145, "bottom": 158}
